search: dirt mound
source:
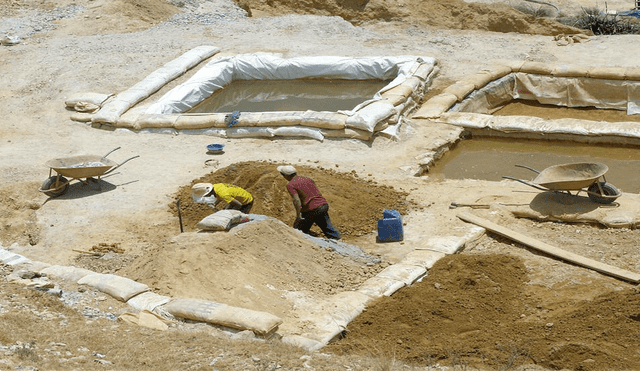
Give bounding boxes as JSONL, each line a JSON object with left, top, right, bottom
{"left": 240, "top": 0, "right": 586, "bottom": 35}
{"left": 120, "top": 217, "right": 384, "bottom": 319}
{"left": 327, "top": 253, "right": 640, "bottom": 370}
{"left": 171, "top": 161, "right": 416, "bottom": 241}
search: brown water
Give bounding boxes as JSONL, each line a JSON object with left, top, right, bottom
{"left": 188, "top": 79, "right": 389, "bottom": 113}
{"left": 429, "top": 138, "right": 640, "bottom": 193}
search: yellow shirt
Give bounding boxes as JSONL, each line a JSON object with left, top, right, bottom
{"left": 213, "top": 183, "right": 253, "bottom": 205}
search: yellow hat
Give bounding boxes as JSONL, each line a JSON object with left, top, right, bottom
{"left": 191, "top": 183, "right": 213, "bottom": 203}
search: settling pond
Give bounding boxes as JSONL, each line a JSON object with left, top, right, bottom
{"left": 430, "top": 101, "right": 640, "bottom": 193}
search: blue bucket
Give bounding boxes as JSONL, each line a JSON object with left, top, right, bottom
{"left": 377, "top": 209, "right": 403, "bottom": 242}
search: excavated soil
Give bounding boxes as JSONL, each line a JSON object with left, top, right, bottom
{"left": 327, "top": 252, "right": 640, "bottom": 370}
{"left": 171, "top": 161, "right": 416, "bottom": 240}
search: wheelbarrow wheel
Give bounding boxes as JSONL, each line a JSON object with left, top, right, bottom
{"left": 41, "top": 176, "right": 69, "bottom": 197}
{"left": 587, "top": 181, "right": 620, "bottom": 204}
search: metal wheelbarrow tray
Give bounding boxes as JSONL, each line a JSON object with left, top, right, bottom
{"left": 40, "top": 147, "right": 139, "bottom": 197}
{"left": 503, "top": 162, "right": 621, "bottom": 204}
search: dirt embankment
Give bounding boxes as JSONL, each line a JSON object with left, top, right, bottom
{"left": 239, "top": 0, "right": 587, "bottom": 35}
{"left": 327, "top": 252, "right": 640, "bottom": 370}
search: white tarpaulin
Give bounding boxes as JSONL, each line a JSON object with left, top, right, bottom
{"left": 451, "top": 72, "right": 640, "bottom": 116}
{"left": 145, "top": 54, "right": 436, "bottom": 133}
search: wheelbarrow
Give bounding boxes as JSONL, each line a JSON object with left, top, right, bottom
{"left": 502, "top": 162, "right": 621, "bottom": 204}
{"left": 40, "top": 147, "right": 139, "bottom": 197}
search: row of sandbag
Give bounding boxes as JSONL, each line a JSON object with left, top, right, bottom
{"left": 0, "top": 247, "right": 283, "bottom": 338}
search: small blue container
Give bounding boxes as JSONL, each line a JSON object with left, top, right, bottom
{"left": 207, "top": 144, "right": 225, "bottom": 153}
{"left": 377, "top": 209, "right": 403, "bottom": 242}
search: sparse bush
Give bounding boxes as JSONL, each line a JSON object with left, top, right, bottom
{"left": 558, "top": 7, "right": 640, "bottom": 34}
{"left": 514, "top": 3, "right": 556, "bottom": 18}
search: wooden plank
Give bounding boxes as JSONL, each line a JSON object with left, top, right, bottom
{"left": 457, "top": 211, "right": 640, "bottom": 284}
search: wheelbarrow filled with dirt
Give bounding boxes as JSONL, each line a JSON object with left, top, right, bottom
{"left": 40, "top": 147, "right": 139, "bottom": 197}
{"left": 502, "top": 162, "right": 621, "bottom": 204}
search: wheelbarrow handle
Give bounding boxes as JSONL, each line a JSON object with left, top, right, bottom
{"left": 102, "top": 147, "right": 122, "bottom": 159}
{"left": 502, "top": 175, "right": 550, "bottom": 191}
{"left": 103, "top": 155, "right": 140, "bottom": 175}
{"left": 514, "top": 164, "right": 540, "bottom": 174}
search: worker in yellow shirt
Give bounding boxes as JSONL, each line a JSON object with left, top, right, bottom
{"left": 191, "top": 182, "right": 254, "bottom": 213}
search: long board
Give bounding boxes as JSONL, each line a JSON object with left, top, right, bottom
{"left": 457, "top": 211, "right": 640, "bottom": 284}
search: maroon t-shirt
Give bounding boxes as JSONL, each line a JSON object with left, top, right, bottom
{"left": 286, "top": 176, "right": 327, "bottom": 212}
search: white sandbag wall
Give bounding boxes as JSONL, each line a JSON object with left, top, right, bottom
{"left": 72, "top": 53, "right": 436, "bottom": 141}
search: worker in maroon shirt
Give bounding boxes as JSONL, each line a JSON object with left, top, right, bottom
{"left": 277, "top": 165, "right": 341, "bottom": 240}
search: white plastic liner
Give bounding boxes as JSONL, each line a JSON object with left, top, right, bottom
{"left": 452, "top": 73, "right": 640, "bottom": 115}
{"left": 145, "top": 53, "right": 436, "bottom": 134}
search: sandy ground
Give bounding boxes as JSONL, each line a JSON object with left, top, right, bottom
{"left": 2, "top": 0, "right": 640, "bottom": 369}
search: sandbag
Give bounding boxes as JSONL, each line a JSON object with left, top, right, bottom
{"left": 412, "top": 93, "right": 458, "bottom": 119}
{"left": 126, "top": 291, "right": 172, "bottom": 312}
{"left": 588, "top": 66, "right": 626, "bottom": 80}
{"left": 258, "top": 112, "right": 302, "bottom": 127}
{"left": 40, "top": 265, "right": 95, "bottom": 282}
{"left": 174, "top": 114, "right": 228, "bottom": 129}
{"left": 134, "top": 114, "right": 180, "bottom": 130}
{"left": 226, "top": 127, "right": 274, "bottom": 138}
{"left": 320, "top": 128, "right": 373, "bottom": 141}
{"left": 443, "top": 81, "right": 476, "bottom": 101}
{"left": 272, "top": 126, "right": 324, "bottom": 141}
{"left": 519, "top": 61, "right": 554, "bottom": 75}
{"left": 70, "top": 112, "right": 94, "bottom": 122}
{"left": 196, "top": 210, "right": 248, "bottom": 231}
{"left": 163, "top": 298, "right": 283, "bottom": 337}
{"left": 77, "top": 273, "right": 150, "bottom": 302}
{"left": 401, "top": 249, "right": 446, "bottom": 269}
{"left": 375, "top": 263, "right": 426, "bottom": 285}
{"left": 65, "top": 93, "right": 112, "bottom": 108}
{"left": 300, "top": 111, "right": 346, "bottom": 130}
{"left": 551, "top": 64, "right": 590, "bottom": 77}
{"left": 345, "top": 101, "right": 396, "bottom": 132}
{"left": 119, "top": 309, "right": 171, "bottom": 331}
{"left": 357, "top": 275, "right": 405, "bottom": 298}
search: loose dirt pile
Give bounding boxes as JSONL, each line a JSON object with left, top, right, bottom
{"left": 171, "top": 161, "right": 417, "bottom": 240}
{"left": 119, "top": 218, "right": 385, "bottom": 320}
{"left": 327, "top": 252, "right": 640, "bottom": 370}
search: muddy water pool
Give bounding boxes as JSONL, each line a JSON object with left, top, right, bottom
{"left": 188, "top": 79, "right": 389, "bottom": 113}
{"left": 431, "top": 101, "right": 640, "bottom": 193}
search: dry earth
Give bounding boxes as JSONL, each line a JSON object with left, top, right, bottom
{"left": 2, "top": 0, "right": 640, "bottom": 370}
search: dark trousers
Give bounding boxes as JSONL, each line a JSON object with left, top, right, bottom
{"left": 225, "top": 200, "right": 254, "bottom": 214}
{"left": 298, "top": 203, "right": 341, "bottom": 240}
{"left": 239, "top": 201, "right": 254, "bottom": 214}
